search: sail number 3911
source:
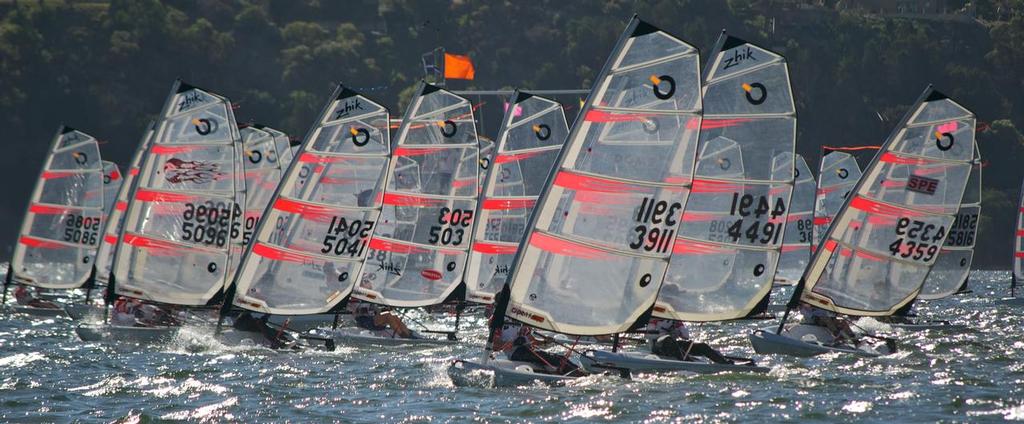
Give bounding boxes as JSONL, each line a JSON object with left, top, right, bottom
{"left": 630, "top": 197, "right": 681, "bottom": 253}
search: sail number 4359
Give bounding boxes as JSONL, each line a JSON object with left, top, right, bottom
{"left": 887, "top": 217, "right": 946, "bottom": 262}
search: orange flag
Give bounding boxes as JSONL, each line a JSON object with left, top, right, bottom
{"left": 444, "top": 53, "right": 476, "bottom": 80}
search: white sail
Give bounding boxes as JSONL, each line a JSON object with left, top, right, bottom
{"left": 775, "top": 154, "right": 815, "bottom": 285}
{"left": 799, "top": 87, "right": 976, "bottom": 316}
{"left": 499, "top": 18, "right": 702, "bottom": 335}
{"left": 917, "top": 145, "right": 981, "bottom": 300}
{"left": 353, "top": 83, "right": 481, "bottom": 308}
{"left": 812, "top": 151, "right": 864, "bottom": 252}
{"left": 100, "top": 161, "right": 124, "bottom": 221}
{"left": 655, "top": 34, "right": 796, "bottom": 322}
{"left": 111, "top": 80, "right": 244, "bottom": 306}
{"left": 10, "top": 127, "right": 105, "bottom": 289}
{"left": 465, "top": 92, "right": 569, "bottom": 304}
{"left": 94, "top": 125, "right": 154, "bottom": 285}
{"left": 231, "top": 86, "right": 391, "bottom": 315}
{"left": 1015, "top": 179, "right": 1024, "bottom": 285}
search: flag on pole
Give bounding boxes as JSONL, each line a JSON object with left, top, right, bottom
{"left": 444, "top": 53, "right": 476, "bottom": 80}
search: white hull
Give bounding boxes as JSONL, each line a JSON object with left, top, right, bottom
{"left": 64, "top": 303, "right": 103, "bottom": 321}
{"left": 5, "top": 304, "right": 67, "bottom": 317}
{"left": 448, "top": 359, "right": 578, "bottom": 387}
{"left": 75, "top": 323, "right": 178, "bottom": 344}
{"left": 998, "top": 297, "right": 1024, "bottom": 306}
{"left": 749, "top": 325, "right": 892, "bottom": 358}
{"left": 314, "top": 327, "right": 458, "bottom": 347}
{"left": 578, "top": 349, "right": 769, "bottom": 375}
{"left": 886, "top": 321, "right": 967, "bottom": 331}
{"left": 267, "top": 314, "right": 337, "bottom": 332}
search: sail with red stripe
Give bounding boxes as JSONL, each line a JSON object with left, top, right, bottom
{"left": 10, "top": 126, "right": 105, "bottom": 289}
{"left": 465, "top": 91, "right": 568, "bottom": 304}
{"left": 799, "top": 87, "right": 976, "bottom": 316}
{"left": 496, "top": 18, "right": 702, "bottom": 335}
{"left": 100, "top": 161, "right": 124, "bottom": 222}
{"left": 111, "top": 80, "right": 245, "bottom": 306}
{"left": 918, "top": 144, "right": 981, "bottom": 299}
{"left": 655, "top": 33, "right": 797, "bottom": 322}
{"left": 1016, "top": 179, "right": 1024, "bottom": 287}
{"left": 230, "top": 86, "right": 391, "bottom": 315}
{"left": 775, "top": 154, "right": 815, "bottom": 285}
{"left": 812, "top": 151, "right": 864, "bottom": 251}
{"left": 94, "top": 124, "right": 154, "bottom": 285}
{"left": 352, "top": 83, "right": 481, "bottom": 308}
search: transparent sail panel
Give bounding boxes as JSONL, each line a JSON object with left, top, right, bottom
{"left": 813, "top": 152, "right": 863, "bottom": 250}
{"left": 353, "top": 84, "right": 480, "bottom": 308}
{"left": 505, "top": 19, "right": 702, "bottom": 335}
{"left": 657, "top": 35, "right": 796, "bottom": 321}
{"left": 232, "top": 86, "right": 391, "bottom": 315}
{"left": 1016, "top": 180, "right": 1024, "bottom": 282}
{"left": 802, "top": 88, "right": 976, "bottom": 315}
{"left": 11, "top": 128, "right": 104, "bottom": 289}
{"left": 95, "top": 126, "right": 154, "bottom": 284}
{"left": 776, "top": 155, "right": 815, "bottom": 284}
{"left": 919, "top": 152, "right": 982, "bottom": 299}
{"left": 466, "top": 93, "right": 569, "bottom": 303}
{"left": 112, "top": 82, "right": 244, "bottom": 305}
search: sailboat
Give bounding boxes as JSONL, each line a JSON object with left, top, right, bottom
{"left": 577, "top": 32, "right": 794, "bottom": 375}
{"left": 1003, "top": 179, "right": 1024, "bottom": 305}
{"left": 775, "top": 155, "right": 815, "bottom": 286}
{"left": 465, "top": 91, "right": 569, "bottom": 304}
{"left": 889, "top": 146, "right": 982, "bottom": 329}
{"left": 219, "top": 85, "right": 391, "bottom": 347}
{"left": 450, "top": 16, "right": 703, "bottom": 386}
{"left": 340, "top": 82, "right": 481, "bottom": 345}
{"left": 3, "top": 126, "right": 105, "bottom": 317}
{"left": 750, "top": 86, "right": 977, "bottom": 357}
{"left": 812, "top": 148, "right": 869, "bottom": 252}
{"left": 76, "top": 80, "right": 245, "bottom": 343}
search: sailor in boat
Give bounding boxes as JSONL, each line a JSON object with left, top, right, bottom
{"left": 110, "top": 297, "right": 181, "bottom": 327}
{"left": 231, "top": 311, "right": 294, "bottom": 349}
{"left": 646, "top": 319, "right": 734, "bottom": 364}
{"left": 485, "top": 305, "right": 582, "bottom": 375}
{"left": 13, "top": 285, "right": 61, "bottom": 309}
{"left": 350, "top": 301, "right": 415, "bottom": 339}
{"left": 798, "top": 304, "right": 858, "bottom": 346}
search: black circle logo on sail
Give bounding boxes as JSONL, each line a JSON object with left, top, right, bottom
{"left": 960, "top": 258, "right": 968, "bottom": 267}
{"left": 838, "top": 168, "right": 849, "bottom": 179}
{"left": 529, "top": 293, "right": 537, "bottom": 301}
{"left": 719, "top": 158, "right": 732, "bottom": 171}
{"left": 642, "top": 118, "right": 660, "bottom": 134}
{"left": 534, "top": 124, "right": 551, "bottom": 141}
{"left": 795, "top": 168, "right": 801, "bottom": 178}
{"left": 298, "top": 165, "right": 311, "bottom": 179}
{"left": 73, "top": 152, "right": 88, "bottom": 165}
{"left": 935, "top": 132, "right": 954, "bottom": 151}
{"left": 479, "top": 157, "right": 490, "bottom": 170}
{"left": 351, "top": 128, "right": 371, "bottom": 146}
{"left": 446, "top": 261, "right": 457, "bottom": 272}
{"left": 440, "top": 120, "right": 457, "bottom": 138}
{"left": 652, "top": 75, "right": 676, "bottom": 100}
{"left": 194, "top": 118, "right": 215, "bottom": 135}
{"left": 248, "top": 150, "right": 262, "bottom": 164}
{"left": 339, "top": 272, "right": 349, "bottom": 282}
{"left": 753, "top": 264, "right": 765, "bottom": 276}
{"left": 103, "top": 174, "right": 111, "bottom": 184}
{"left": 83, "top": 256, "right": 90, "bottom": 264}
{"left": 639, "top": 273, "right": 653, "bottom": 288}
{"left": 207, "top": 262, "right": 218, "bottom": 273}
{"left": 744, "top": 82, "right": 767, "bottom": 105}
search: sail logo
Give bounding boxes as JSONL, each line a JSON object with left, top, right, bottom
{"left": 163, "top": 159, "right": 225, "bottom": 184}
{"left": 333, "top": 98, "right": 364, "bottom": 120}
{"left": 376, "top": 260, "right": 402, "bottom": 277}
{"left": 493, "top": 264, "right": 509, "bottom": 275}
{"left": 907, "top": 174, "right": 939, "bottom": 195}
{"left": 177, "top": 91, "right": 207, "bottom": 112}
{"left": 722, "top": 47, "right": 756, "bottom": 70}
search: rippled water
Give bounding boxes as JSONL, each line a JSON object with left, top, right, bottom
{"left": 2, "top": 270, "right": 1023, "bottom": 422}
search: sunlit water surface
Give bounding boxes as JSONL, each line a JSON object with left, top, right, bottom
{"left": 2, "top": 269, "right": 1022, "bottom": 422}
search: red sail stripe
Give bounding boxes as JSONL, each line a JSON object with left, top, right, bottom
{"left": 41, "top": 170, "right": 80, "bottom": 179}
{"left": 381, "top": 193, "right": 445, "bottom": 207}
{"left": 107, "top": 169, "right": 122, "bottom": 181}
{"left": 1016, "top": 252, "right": 1024, "bottom": 258}
{"left": 574, "top": 191, "right": 633, "bottom": 205}
{"left": 936, "top": 121, "right": 959, "bottom": 133}
{"left": 19, "top": 236, "right": 65, "bottom": 249}
{"left": 672, "top": 239, "right": 733, "bottom": 255}
{"left": 813, "top": 216, "right": 832, "bottom": 225}
{"left": 699, "top": 118, "right": 753, "bottom": 129}
{"left": 115, "top": 201, "right": 128, "bottom": 211}
{"left": 553, "top": 171, "right": 636, "bottom": 193}
{"left": 879, "top": 152, "right": 936, "bottom": 166}
{"left": 129, "top": 168, "right": 140, "bottom": 176}
{"left": 691, "top": 179, "right": 745, "bottom": 194}
{"left": 529, "top": 232, "right": 610, "bottom": 260}
{"left": 584, "top": 109, "right": 652, "bottom": 123}
{"left": 482, "top": 198, "right": 536, "bottom": 210}
{"left": 151, "top": 145, "right": 207, "bottom": 154}
{"left": 298, "top": 152, "right": 350, "bottom": 164}
{"left": 780, "top": 245, "right": 807, "bottom": 252}
{"left": 452, "top": 178, "right": 476, "bottom": 188}
{"left": 848, "top": 195, "right": 925, "bottom": 217}
{"left": 272, "top": 198, "right": 336, "bottom": 220}
{"left": 134, "top": 189, "right": 198, "bottom": 203}
{"left": 680, "top": 211, "right": 722, "bottom": 222}
{"left": 104, "top": 235, "right": 118, "bottom": 245}
{"left": 494, "top": 150, "right": 546, "bottom": 164}
{"left": 29, "top": 204, "right": 70, "bottom": 214}
{"left": 252, "top": 243, "right": 309, "bottom": 264}
{"left": 787, "top": 212, "right": 812, "bottom": 222}
{"left": 472, "top": 242, "right": 518, "bottom": 254}
{"left": 816, "top": 185, "right": 843, "bottom": 195}
{"left": 122, "top": 234, "right": 190, "bottom": 256}
{"left": 393, "top": 147, "right": 441, "bottom": 157}
{"left": 1017, "top": 230, "right": 1024, "bottom": 236}
{"left": 367, "top": 238, "right": 461, "bottom": 256}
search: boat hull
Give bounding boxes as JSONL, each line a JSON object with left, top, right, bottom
{"left": 316, "top": 328, "right": 458, "bottom": 347}
{"left": 749, "top": 325, "right": 890, "bottom": 358}
{"left": 75, "top": 323, "right": 178, "bottom": 344}
{"left": 998, "top": 297, "right": 1024, "bottom": 306}
{"left": 448, "top": 359, "right": 577, "bottom": 387}
{"left": 578, "top": 349, "right": 770, "bottom": 375}
{"left": 5, "top": 305, "right": 67, "bottom": 317}
{"left": 64, "top": 304, "right": 102, "bottom": 321}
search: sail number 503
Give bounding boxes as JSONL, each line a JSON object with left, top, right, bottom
{"left": 429, "top": 207, "right": 473, "bottom": 246}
